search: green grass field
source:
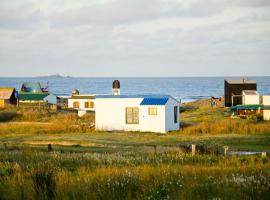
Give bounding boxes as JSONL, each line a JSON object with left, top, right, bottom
{"left": 0, "top": 99, "right": 270, "bottom": 199}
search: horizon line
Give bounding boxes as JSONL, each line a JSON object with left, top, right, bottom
{"left": 1, "top": 75, "right": 270, "bottom": 78}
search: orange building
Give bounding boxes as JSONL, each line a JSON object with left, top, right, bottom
{"left": 0, "top": 88, "right": 17, "bottom": 108}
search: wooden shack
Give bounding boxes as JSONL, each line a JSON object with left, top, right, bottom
{"left": 0, "top": 88, "right": 17, "bottom": 108}
{"left": 224, "top": 79, "right": 257, "bottom": 107}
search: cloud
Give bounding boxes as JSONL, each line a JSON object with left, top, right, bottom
{"left": 0, "top": 0, "right": 270, "bottom": 76}
{"left": 47, "top": 0, "right": 172, "bottom": 27}
{"left": 0, "top": 1, "right": 42, "bottom": 30}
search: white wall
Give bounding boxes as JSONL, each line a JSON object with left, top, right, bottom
{"left": 68, "top": 99, "right": 95, "bottom": 111}
{"left": 140, "top": 106, "right": 166, "bottom": 133}
{"left": 95, "top": 98, "right": 142, "bottom": 132}
{"left": 165, "top": 98, "right": 180, "bottom": 132}
{"left": 263, "top": 96, "right": 270, "bottom": 105}
{"left": 242, "top": 95, "right": 260, "bottom": 105}
{"left": 263, "top": 110, "right": 270, "bottom": 121}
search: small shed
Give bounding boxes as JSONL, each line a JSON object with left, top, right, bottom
{"left": 57, "top": 96, "right": 71, "bottom": 109}
{"left": 224, "top": 79, "right": 257, "bottom": 107}
{"left": 95, "top": 95, "right": 180, "bottom": 133}
{"left": 0, "top": 88, "right": 17, "bottom": 107}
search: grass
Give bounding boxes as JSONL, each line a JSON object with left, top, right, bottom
{"left": 0, "top": 151, "right": 269, "bottom": 199}
{"left": 0, "top": 99, "right": 270, "bottom": 199}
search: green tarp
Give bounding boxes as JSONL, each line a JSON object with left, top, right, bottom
{"left": 230, "top": 105, "right": 270, "bottom": 110}
{"left": 18, "top": 92, "right": 49, "bottom": 101}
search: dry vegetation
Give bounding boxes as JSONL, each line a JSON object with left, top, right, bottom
{"left": 0, "top": 106, "right": 94, "bottom": 134}
{"left": 0, "top": 151, "right": 269, "bottom": 200}
{"left": 0, "top": 99, "right": 270, "bottom": 199}
{"left": 180, "top": 99, "right": 270, "bottom": 135}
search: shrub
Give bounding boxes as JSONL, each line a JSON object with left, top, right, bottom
{"left": 0, "top": 111, "right": 18, "bottom": 122}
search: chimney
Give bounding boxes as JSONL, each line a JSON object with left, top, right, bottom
{"left": 72, "top": 89, "right": 79, "bottom": 96}
{"left": 112, "top": 80, "right": 120, "bottom": 95}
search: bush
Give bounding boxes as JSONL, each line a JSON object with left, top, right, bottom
{"left": 0, "top": 111, "right": 18, "bottom": 122}
{"left": 247, "top": 114, "right": 263, "bottom": 122}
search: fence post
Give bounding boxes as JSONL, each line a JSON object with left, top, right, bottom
{"left": 3, "top": 143, "right": 7, "bottom": 151}
{"left": 191, "top": 144, "right": 196, "bottom": 156}
{"left": 223, "top": 146, "right": 229, "bottom": 156}
{"left": 48, "top": 144, "right": 53, "bottom": 152}
{"left": 153, "top": 145, "right": 157, "bottom": 154}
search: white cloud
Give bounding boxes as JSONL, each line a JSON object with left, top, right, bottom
{"left": 0, "top": 0, "right": 269, "bottom": 76}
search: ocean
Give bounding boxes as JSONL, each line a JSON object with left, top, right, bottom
{"left": 0, "top": 77, "right": 269, "bottom": 102}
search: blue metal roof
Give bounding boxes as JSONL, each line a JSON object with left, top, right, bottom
{"left": 95, "top": 94, "right": 172, "bottom": 99}
{"left": 140, "top": 98, "right": 169, "bottom": 105}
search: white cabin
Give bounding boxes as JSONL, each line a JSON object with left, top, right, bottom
{"left": 95, "top": 95, "right": 180, "bottom": 133}
{"left": 242, "top": 90, "right": 260, "bottom": 105}
{"left": 68, "top": 95, "right": 95, "bottom": 111}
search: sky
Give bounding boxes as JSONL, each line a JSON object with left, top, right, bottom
{"left": 0, "top": 0, "right": 270, "bottom": 77}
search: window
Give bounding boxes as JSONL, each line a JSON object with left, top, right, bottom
{"left": 73, "top": 101, "right": 80, "bottom": 108}
{"left": 148, "top": 107, "right": 157, "bottom": 115}
{"left": 174, "top": 106, "right": 178, "bottom": 123}
{"left": 85, "top": 101, "right": 94, "bottom": 108}
{"left": 126, "top": 107, "right": 139, "bottom": 124}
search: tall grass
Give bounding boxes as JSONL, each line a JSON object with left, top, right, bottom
{"left": 0, "top": 150, "right": 269, "bottom": 200}
{"left": 0, "top": 107, "right": 94, "bottom": 134}
{"left": 0, "top": 100, "right": 269, "bottom": 199}
{"left": 180, "top": 104, "right": 270, "bottom": 135}
{"left": 181, "top": 118, "right": 270, "bottom": 135}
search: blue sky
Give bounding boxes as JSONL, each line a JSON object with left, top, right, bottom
{"left": 0, "top": 0, "right": 270, "bottom": 77}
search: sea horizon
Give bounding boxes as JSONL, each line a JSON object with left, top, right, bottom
{"left": 1, "top": 76, "right": 269, "bottom": 102}
{"left": 1, "top": 75, "right": 270, "bottom": 78}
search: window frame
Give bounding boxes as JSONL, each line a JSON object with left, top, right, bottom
{"left": 125, "top": 107, "right": 139, "bottom": 124}
{"left": 84, "top": 101, "right": 94, "bottom": 108}
{"left": 148, "top": 107, "right": 157, "bottom": 115}
{"left": 73, "top": 101, "right": 80, "bottom": 109}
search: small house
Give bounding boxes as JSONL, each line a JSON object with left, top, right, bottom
{"left": 95, "top": 95, "right": 180, "bottom": 133}
{"left": 224, "top": 79, "right": 257, "bottom": 107}
{"left": 242, "top": 90, "right": 260, "bottom": 105}
{"left": 0, "top": 88, "right": 17, "bottom": 107}
{"left": 44, "top": 94, "right": 59, "bottom": 110}
{"left": 68, "top": 95, "right": 95, "bottom": 111}
{"left": 57, "top": 96, "right": 71, "bottom": 109}
{"left": 18, "top": 92, "right": 58, "bottom": 110}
